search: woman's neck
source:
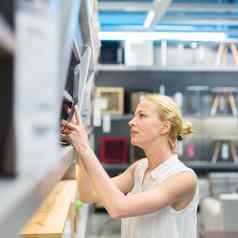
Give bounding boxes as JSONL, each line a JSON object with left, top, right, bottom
{"left": 143, "top": 139, "right": 173, "bottom": 171}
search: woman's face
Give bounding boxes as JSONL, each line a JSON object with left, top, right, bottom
{"left": 128, "top": 99, "right": 163, "bottom": 148}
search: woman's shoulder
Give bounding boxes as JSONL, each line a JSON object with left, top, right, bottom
{"left": 173, "top": 157, "right": 196, "bottom": 174}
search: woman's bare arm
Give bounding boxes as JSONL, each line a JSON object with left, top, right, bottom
{"left": 76, "top": 159, "right": 98, "bottom": 203}
{"left": 77, "top": 157, "right": 138, "bottom": 203}
{"left": 76, "top": 145, "right": 197, "bottom": 219}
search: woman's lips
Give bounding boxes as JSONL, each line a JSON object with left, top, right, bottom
{"left": 130, "top": 131, "right": 138, "bottom": 136}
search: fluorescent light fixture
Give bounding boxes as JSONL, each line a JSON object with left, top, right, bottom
{"left": 99, "top": 31, "right": 228, "bottom": 42}
{"left": 144, "top": 0, "right": 173, "bottom": 29}
{"left": 144, "top": 10, "right": 155, "bottom": 28}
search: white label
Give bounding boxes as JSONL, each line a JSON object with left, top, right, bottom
{"left": 102, "top": 114, "right": 111, "bottom": 133}
{"left": 93, "top": 108, "right": 101, "bottom": 127}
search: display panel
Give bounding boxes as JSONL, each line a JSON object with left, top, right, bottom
{"left": 0, "top": 0, "right": 16, "bottom": 177}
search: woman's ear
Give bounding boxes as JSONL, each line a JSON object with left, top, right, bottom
{"left": 159, "top": 121, "right": 171, "bottom": 135}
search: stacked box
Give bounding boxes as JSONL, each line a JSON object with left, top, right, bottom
{"left": 99, "top": 136, "right": 128, "bottom": 164}
{"left": 209, "top": 173, "right": 238, "bottom": 198}
{"left": 96, "top": 87, "right": 124, "bottom": 115}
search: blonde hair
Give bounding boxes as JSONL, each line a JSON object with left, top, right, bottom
{"left": 144, "top": 94, "right": 193, "bottom": 152}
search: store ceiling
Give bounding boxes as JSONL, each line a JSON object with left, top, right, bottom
{"left": 98, "top": 0, "right": 238, "bottom": 40}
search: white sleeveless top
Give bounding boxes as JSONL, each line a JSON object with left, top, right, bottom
{"left": 121, "top": 154, "right": 199, "bottom": 238}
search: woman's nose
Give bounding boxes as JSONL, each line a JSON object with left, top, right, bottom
{"left": 128, "top": 117, "right": 135, "bottom": 127}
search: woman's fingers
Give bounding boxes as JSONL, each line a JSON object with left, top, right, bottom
{"left": 60, "top": 133, "right": 68, "bottom": 140}
{"left": 60, "top": 133, "right": 72, "bottom": 144}
{"left": 60, "top": 120, "right": 68, "bottom": 132}
{"left": 61, "top": 119, "right": 73, "bottom": 129}
{"left": 74, "top": 105, "right": 81, "bottom": 125}
{"left": 60, "top": 120, "right": 75, "bottom": 135}
{"left": 61, "top": 119, "right": 67, "bottom": 124}
{"left": 61, "top": 127, "right": 72, "bottom": 135}
{"left": 63, "top": 121, "right": 78, "bottom": 131}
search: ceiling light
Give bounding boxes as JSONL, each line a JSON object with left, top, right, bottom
{"left": 144, "top": 10, "right": 155, "bottom": 28}
{"left": 143, "top": 0, "right": 173, "bottom": 29}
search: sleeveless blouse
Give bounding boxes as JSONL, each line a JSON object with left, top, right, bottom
{"left": 121, "top": 154, "right": 199, "bottom": 238}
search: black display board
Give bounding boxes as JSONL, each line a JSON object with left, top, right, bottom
{"left": 0, "top": 0, "right": 16, "bottom": 177}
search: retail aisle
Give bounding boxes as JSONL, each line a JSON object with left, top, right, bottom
{"left": 89, "top": 210, "right": 120, "bottom": 238}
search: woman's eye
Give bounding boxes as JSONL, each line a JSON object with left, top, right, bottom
{"left": 139, "top": 113, "right": 146, "bottom": 118}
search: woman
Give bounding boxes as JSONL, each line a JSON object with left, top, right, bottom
{"left": 61, "top": 94, "right": 199, "bottom": 238}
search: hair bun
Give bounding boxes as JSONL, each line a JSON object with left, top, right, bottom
{"left": 180, "top": 121, "right": 193, "bottom": 136}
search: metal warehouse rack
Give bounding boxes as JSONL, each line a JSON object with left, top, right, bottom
{"left": 0, "top": 0, "right": 100, "bottom": 237}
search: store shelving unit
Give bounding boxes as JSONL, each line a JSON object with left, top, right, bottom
{"left": 0, "top": 0, "right": 100, "bottom": 237}
{"left": 95, "top": 114, "right": 238, "bottom": 175}
{"left": 95, "top": 61, "right": 238, "bottom": 176}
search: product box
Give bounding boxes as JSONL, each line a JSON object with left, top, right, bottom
{"left": 95, "top": 87, "right": 124, "bottom": 115}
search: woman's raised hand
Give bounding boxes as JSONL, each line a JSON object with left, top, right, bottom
{"left": 61, "top": 106, "right": 90, "bottom": 153}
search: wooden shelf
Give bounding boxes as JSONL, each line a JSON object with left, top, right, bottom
{"left": 0, "top": 146, "right": 75, "bottom": 238}
{"left": 21, "top": 180, "right": 77, "bottom": 238}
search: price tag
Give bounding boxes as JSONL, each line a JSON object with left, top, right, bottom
{"left": 102, "top": 114, "right": 111, "bottom": 133}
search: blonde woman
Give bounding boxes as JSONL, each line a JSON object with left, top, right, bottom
{"left": 62, "top": 95, "right": 199, "bottom": 238}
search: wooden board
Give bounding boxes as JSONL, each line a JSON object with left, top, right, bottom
{"left": 21, "top": 180, "right": 77, "bottom": 238}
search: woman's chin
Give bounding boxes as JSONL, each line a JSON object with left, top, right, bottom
{"left": 130, "top": 138, "right": 136, "bottom": 145}
{"left": 130, "top": 138, "right": 140, "bottom": 147}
